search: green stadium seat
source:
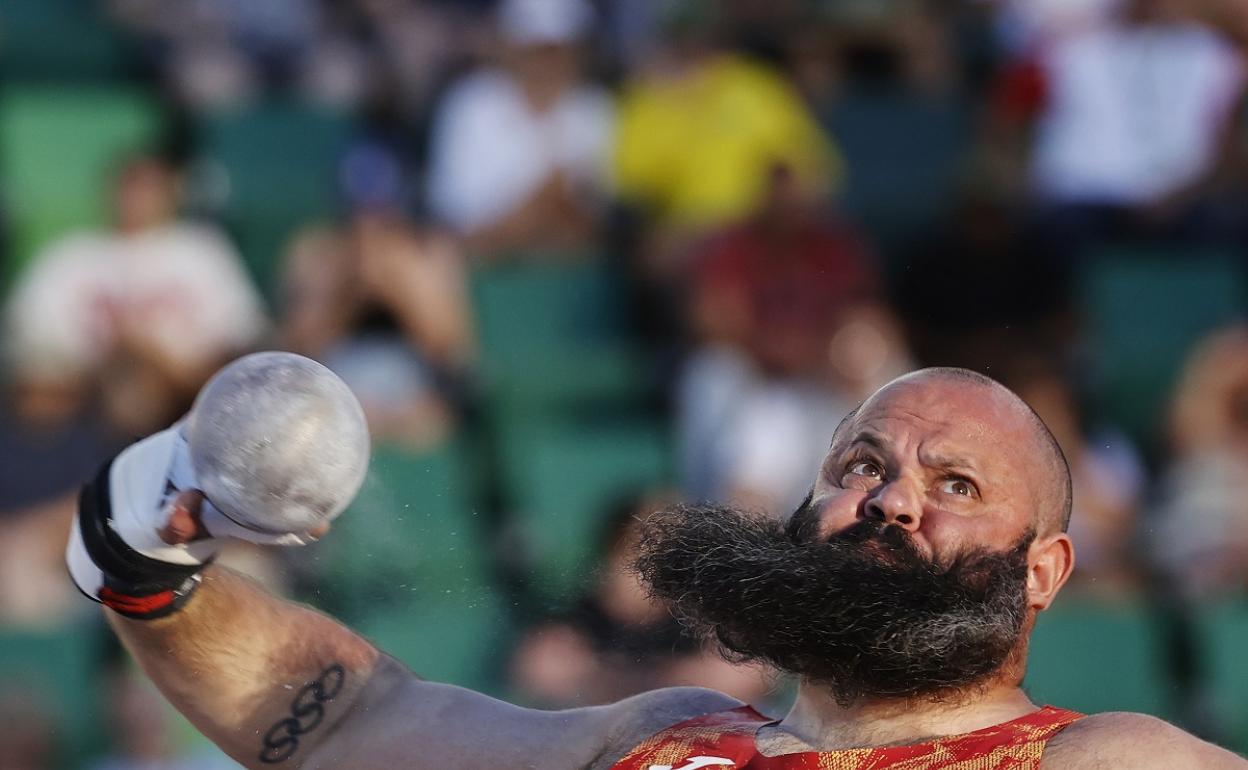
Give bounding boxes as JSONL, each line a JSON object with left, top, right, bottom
{"left": 0, "top": 86, "right": 161, "bottom": 283}
{"left": 823, "top": 89, "right": 969, "bottom": 252}
{"left": 470, "top": 259, "right": 651, "bottom": 410}
{"left": 318, "top": 439, "right": 492, "bottom": 613}
{"left": 315, "top": 440, "right": 509, "bottom": 694}
{"left": 0, "top": 0, "right": 131, "bottom": 81}
{"left": 502, "top": 420, "right": 671, "bottom": 605}
{"left": 1194, "top": 600, "right": 1248, "bottom": 755}
{"left": 489, "top": 344, "right": 652, "bottom": 416}
{"left": 1025, "top": 600, "right": 1175, "bottom": 719}
{"left": 195, "top": 103, "right": 352, "bottom": 296}
{"left": 1079, "top": 251, "right": 1247, "bottom": 450}
{"left": 0, "top": 620, "right": 106, "bottom": 768}
{"left": 471, "top": 257, "right": 628, "bottom": 346}
{"left": 356, "top": 591, "right": 509, "bottom": 694}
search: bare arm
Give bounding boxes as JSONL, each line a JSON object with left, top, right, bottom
{"left": 110, "top": 565, "right": 738, "bottom": 770}
{"left": 108, "top": 566, "right": 382, "bottom": 768}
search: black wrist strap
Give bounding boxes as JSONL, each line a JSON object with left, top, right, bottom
{"left": 78, "top": 458, "right": 210, "bottom": 619}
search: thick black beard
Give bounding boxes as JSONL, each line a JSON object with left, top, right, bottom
{"left": 633, "top": 501, "right": 1033, "bottom": 707}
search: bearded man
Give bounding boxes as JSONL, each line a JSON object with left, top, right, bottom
{"left": 67, "top": 367, "right": 1246, "bottom": 768}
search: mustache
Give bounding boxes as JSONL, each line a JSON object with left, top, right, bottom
{"left": 786, "top": 491, "right": 927, "bottom": 562}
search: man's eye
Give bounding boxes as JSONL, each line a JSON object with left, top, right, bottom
{"left": 848, "top": 460, "right": 883, "bottom": 479}
{"left": 940, "top": 478, "right": 976, "bottom": 497}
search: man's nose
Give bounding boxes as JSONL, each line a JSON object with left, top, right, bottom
{"left": 862, "top": 478, "right": 923, "bottom": 532}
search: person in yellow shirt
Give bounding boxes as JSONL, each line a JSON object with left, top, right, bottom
{"left": 613, "top": 34, "right": 838, "bottom": 235}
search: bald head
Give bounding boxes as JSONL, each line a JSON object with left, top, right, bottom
{"left": 831, "top": 367, "right": 1073, "bottom": 534}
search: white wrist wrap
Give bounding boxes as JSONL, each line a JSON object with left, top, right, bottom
{"left": 67, "top": 423, "right": 319, "bottom": 616}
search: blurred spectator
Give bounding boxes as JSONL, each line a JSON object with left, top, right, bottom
{"left": 0, "top": 689, "right": 56, "bottom": 770}
{"left": 1007, "top": 361, "right": 1146, "bottom": 596}
{"left": 352, "top": 1, "right": 498, "bottom": 122}
{"left": 509, "top": 491, "right": 772, "bottom": 708}
{"left": 679, "top": 165, "right": 908, "bottom": 513}
{"left": 613, "top": 6, "right": 836, "bottom": 279}
{"left": 809, "top": 1, "right": 971, "bottom": 252}
{"left": 425, "top": 0, "right": 613, "bottom": 257}
{"left": 1151, "top": 325, "right": 1248, "bottom": 598}
{"left": 108, "top": 0, "right": 365, "bottom": 110}
{"left": 0, "top": 348, "right": 116, "bottom": 627}
{"left": 596, "top": 0, "right": 661, "bottom": 76}
{"left": 992, "top": 0, "right": 1247, "bottom": 249}
{"left": 892, "top": 188, "right": 1075, "bottom": 370}
{"left": 278, "top": 215, "right": 472, "bottom": 450}
{"left": 820, "top": 0, "right": 960, "bottom": 98}
{"left": 0, "top": 150, "right": 263, "bottom": 626}
{"left": 5, "top": 150, "right": 267, "bottom": 437}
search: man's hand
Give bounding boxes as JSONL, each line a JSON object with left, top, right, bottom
{"left": 66, "top": 423, "right": 329, "bottom": 619}
{"left": 157, "top": 488, "right": 332, "bottom": 547}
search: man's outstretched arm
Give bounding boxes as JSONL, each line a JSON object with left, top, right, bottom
{"left": 109, "top": 564, "right": 738, "bottom": 770}
{"left": 107, "top": 565, "right": 381, "bottom": 767}
{"left": 71, "top": 361, "right": 738, "bottom": 769}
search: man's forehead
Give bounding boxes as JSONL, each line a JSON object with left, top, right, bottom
{"left": 834, "top": 377, "right": 1026, "bottom": 452}
{"left": 825, "top": 370, "right": 1066, "bottom": 533}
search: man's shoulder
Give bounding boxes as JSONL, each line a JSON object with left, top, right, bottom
{"left": 588, "top": 688, "right": 744, "bottom": 770}
{"left": 1043, "top": 711, "right": 1247, "bottom": 769}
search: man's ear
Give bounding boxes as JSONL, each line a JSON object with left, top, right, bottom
{"left": 1027, "top": 533, "right": 1075, "bottom": 611}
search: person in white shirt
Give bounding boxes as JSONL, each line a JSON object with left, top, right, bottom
{"left": 425, "top": 0, "right": 614, "bottom": 258}
{"left": 5, "top": 151, "right": 267, "bottom": 435}
{"left": 1000, "top": 0, "right": 1246, "bottom": 246}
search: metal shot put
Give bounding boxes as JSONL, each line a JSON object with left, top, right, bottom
{"left": 67, "top": 357, "right": 1246, "bottom": 768}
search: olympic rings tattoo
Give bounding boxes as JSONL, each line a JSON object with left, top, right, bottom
{"left": 259, "top": 663, "right": 346, "bottom": 764}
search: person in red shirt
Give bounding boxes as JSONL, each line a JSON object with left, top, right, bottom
{"left": 691, "top": 164, "right": 878, "bottom": 382}
{"left": 681, "top": 163, "right": 908, "bottom": 513}
{"left": 68, "top": 367, "right": 1245, "bottom": 768}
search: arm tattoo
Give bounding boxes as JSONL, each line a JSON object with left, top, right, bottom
{"left": 260, "top": 664, "right": 346, "bottom": 764}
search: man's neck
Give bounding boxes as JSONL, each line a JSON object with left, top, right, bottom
{"left": 763, "top": 681, "right": 1038, "bottom": 754}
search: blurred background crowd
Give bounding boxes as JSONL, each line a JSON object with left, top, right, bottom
{"left": 0, "top": 0, "right": 1247, "bottom": 766}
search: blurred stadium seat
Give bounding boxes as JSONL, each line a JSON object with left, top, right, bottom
{"left": 1026, "top": 600, "right": 1175, "bottom": 719}
{"left": 194, "top": 103, "right": 353, "bottom": 296}
{"left": 356, "top": 592, "right": 509, "bottom": 693}
{"left": 323, "top": 439, "right": 509, "bottom": 692}
{"left": 468, "top": 257, "right": 671, "bottom": 604}
{"left": 1194, "top": 600, "right": 1248, "bottom": 754}
{"left": 823, "top": 89, "right": 969, "bottom": 253}
{"left": 0, "top": 620, "right": 105, "bottom": 768}
{"left": 0, "top": 85, "right": 160, "bottom": 282}
{"left": 470, "top": 257, "right": 651, "bottom": 412}
{"left": 323, "top": 439, "right": 491, "bottom": 602}
{"left": 1079, "top": 250, "right": 1248, "bottom": 450}
{"left": 0, "top": 0, "right": 132, "bottom": 81}
{"left": 502, "top": 420, "right": 670, "bottom": 605}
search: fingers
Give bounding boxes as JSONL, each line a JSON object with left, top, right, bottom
{"left": 197, "top": 503, "right": 330, "bottom": 546}
{"left": 159, "top": 488, "right": 333, "bottom": 547}
{"left": 158, "top": 489, "right": 208, "bottom": 545}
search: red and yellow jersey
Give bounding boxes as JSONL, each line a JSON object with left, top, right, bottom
{"left": 611, "top": 705, "right": 1084, "bottom": 770}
